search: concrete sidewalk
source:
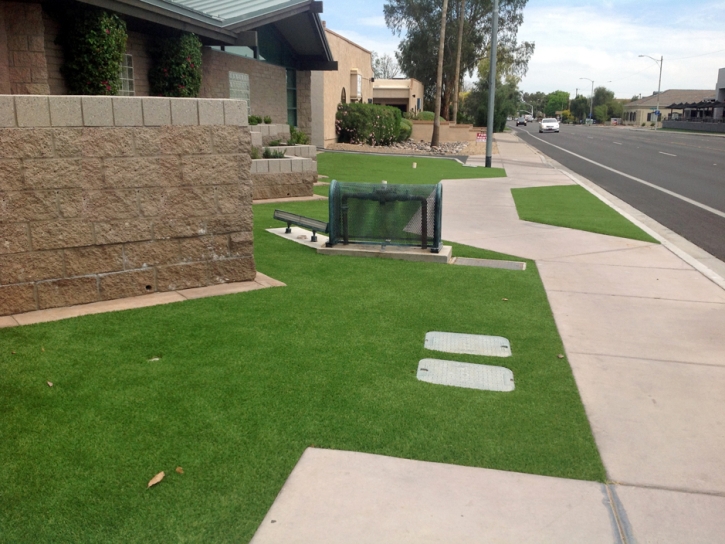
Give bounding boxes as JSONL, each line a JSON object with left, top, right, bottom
{"left": 251, "top": 132, "right": 725, "bottom": 543}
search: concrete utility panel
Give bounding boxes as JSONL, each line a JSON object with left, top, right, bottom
{"left": 424, "top": 332, "right": 512, "bottom": 357}
{"left": 454, "top": 257, "right": 526, "bottom": 271}
{"left": 417, "top": 359, "right": 515, "bottom": 392}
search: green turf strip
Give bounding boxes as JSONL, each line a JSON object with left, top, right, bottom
{"left": 511, "top": 184, "right": 659, "bottom": 243}
{"left": 0, "top": 199, "right": 604, "bottom": 542}
{"left": 317, "top": 151, "right": 506, "bottom": 184}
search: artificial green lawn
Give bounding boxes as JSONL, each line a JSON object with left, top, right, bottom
{"left": 0, "top": 198, "right": 604, "bottom": 543}
{"left": 511, "top": 184, "right": 659, "bottom": 243}
{"left": 317, "top": 152, "right": 506, "bottom": 184}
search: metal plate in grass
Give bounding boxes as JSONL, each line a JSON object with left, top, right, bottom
{"left": 424, "top": 332, "right": 512, "bottom": 357}
{"left": 453, "top": 257, "right": 526, "bottom": 271}
{"left": 417, "top": 359, "right": 515, "bottom": 392}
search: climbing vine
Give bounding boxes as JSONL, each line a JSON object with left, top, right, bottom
{"left": 56, "top": 7, "right": 127, "bottom": 95}
{"left": 148, "top": 33, "right": 203, "bottom": 97}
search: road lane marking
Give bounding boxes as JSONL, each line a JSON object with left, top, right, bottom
{"left": 516, "top": 129, "right": 725, "bottom": 219}
{"left": 613, "top": 142, "right": 622, "bottom": 145}
{"left": 659, "top": 151, "right": 677, "bottom": 156}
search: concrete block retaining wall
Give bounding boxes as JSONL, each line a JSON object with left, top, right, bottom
{"left": 0, "top": 95, "right": 255, "bottom": 317}
{"left": 662, "top": 120, "right": 725, "bottom": 133}
{"left": 250, "top": 157, "right": 317, "bottom": 200}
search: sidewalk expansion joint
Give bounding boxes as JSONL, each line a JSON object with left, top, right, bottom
{"left": 606, "top": 484, "right": 633, "bottom": 544}
{"left": 614, "top": 481, "right": 725, "bottom": 498}
{"left": 545, "top": 289, "right": 725, "bottom": 305}
{"left": 568, "top": 351, "right": 725, "bottom": 369}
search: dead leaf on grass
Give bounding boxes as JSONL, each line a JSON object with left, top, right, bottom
{"left": 557, "top": 354, "right": 564, "bottom": 359}
{"left": 175, "top": 467, "right": 184, "bottom": 474}
{"left": 502, "top": 298, "right": 509, "bottom": 301}
{"left": 147, "top": 471, "right": 165, "bottom": 488}
{"left": 41, "top": 347, "right": 45, "bottom": 352}
{"left": 148, "top": 357, "right": 160, "bottom": 362}
{"left": 47, "top": 381, "right": 53, "bottom": 387}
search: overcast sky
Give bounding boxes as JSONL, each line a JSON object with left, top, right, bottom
{"left": 322, "top": 0, "right": 725, "bottom": 99}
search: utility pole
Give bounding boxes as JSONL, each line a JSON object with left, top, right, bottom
{"left": 485, "top": 0, "right": 499, "bottom": 168}
{"left": 639, "top": 54, "right": 663, "bottom": 130}
{"left": 580, "top": 77, "right": 594, "bottom": 120}
{"left": 431, "top": 0, "right": 450, "bottom": 148}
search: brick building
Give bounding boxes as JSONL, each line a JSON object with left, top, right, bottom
{"left": 0, "top": 0, "right": 337, "bottom": 133}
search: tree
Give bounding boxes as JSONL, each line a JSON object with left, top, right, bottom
{"left": 385, "top": 0, "right": 532, "bottom": 118}
{"left": 594, "top": 104, "right": 608, "bottom": 123}
{"left": 544, "top": 90, "right": 569, "bottom": 116}
{"left": 521, "top": 91, "right": 545, "bottom": 117}
{"left": 592, "top": 86, "right": 614, "bottom": 109}
{"left": 461, "top": 77, "right": 518, "bottom": 131}
{"left": 569, "top": 95, "right": 589, "bottom": 121}
{"left": 371, "top": 52, "right": 401, "bottom": 79}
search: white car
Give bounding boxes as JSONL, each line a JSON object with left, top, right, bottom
{"left": 539, "top": 118, "right": 560, "bottom": 133}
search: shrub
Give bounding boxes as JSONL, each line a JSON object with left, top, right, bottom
{"left": 148, "top": 32, "right": 202, "bottom": 97}
{"left": 250, "top": 146, "right": 261, "bottom": 159}
{"left": 262, "top": 148, "right": 286, "bottom": 159}
{"left": 56, "top": 7, "right": 127, "bottom": 95}
{"left": 398, "top": 118, "right": 413, "bottom": 141}
{"left": 288, "top": 125, "right": 310, "bottom": 145}
{"left": 268, "top": 139, "right": 283, "bottom": 147}
{"left": 248, "top": 115, "right": 262, "bottom": 125}
{"left": 263, "top": 116, "right": 272, "bottom": 124}
{"left": 335, "top": 103, "right": 402, "bottom": 146}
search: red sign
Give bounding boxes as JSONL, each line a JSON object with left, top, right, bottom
{"left": 476, "top": 132, "right": 487, "bottom": 143}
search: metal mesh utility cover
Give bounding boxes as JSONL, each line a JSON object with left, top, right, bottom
{"left": 417, "top": 359, "right": 515, "bottom": 392}
{"left": 424, "top": 332, "right": 511, "bottom": 357}
{"left": 327, "top": 180, "right": 442, "bottom": 251}
{"left": 454, "top": 257, "right": 526, "bottom": 271}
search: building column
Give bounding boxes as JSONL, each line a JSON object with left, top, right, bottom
{"left": 2, "top": 1, "right": 50, "bottom": 94}
{"left": 296, "top": 70, "right": 312, "bottom": 136}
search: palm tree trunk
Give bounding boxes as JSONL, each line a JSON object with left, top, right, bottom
{"left": 431, "top": 0, "right": 450, "bottom": 148}
{"left": 451, "top": 0, "right": 465, "bottom": 125}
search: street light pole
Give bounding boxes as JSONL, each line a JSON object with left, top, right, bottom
{"left": 580, "top": 77, "right": 594, "bottom": 121}
{"left": 639, "top": 55, "right": 663, "bottom": 130}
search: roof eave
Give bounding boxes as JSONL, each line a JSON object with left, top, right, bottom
{"left": 77, "top": 0, "right": 238, "bottom": 43}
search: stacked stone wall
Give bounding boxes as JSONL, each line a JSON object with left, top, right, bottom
{"left": 0, "top": 95, "right": 255, "bottom": 316}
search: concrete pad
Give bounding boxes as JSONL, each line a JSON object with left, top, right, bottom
{"left": 177, "top": 273, "right": 285, "bottom": 300}
{"left": 547, "top": 291, "right": 725, "bottom": 366}
{"left": 537, "top": 261, "right": 725, "bottom": 303}
{"left": 7, "top": 274, "right": 285, "bottom": 327}
{"left": 253, "top": 195, "right": 327, "bottom": 205}
{"left": 613, "top": 485, "right": 725, "bottom": 544}
{"left": 319, "top": 243, "right": 452, "bottom": 264}
{"left": 13, "top": 292, "right": 185, "bottom": 326}
{"left": 569, "top": 353, "right": 725, "bottom": 494}
{"left": 250, "top": 448, "right": 619, "bottom": 544}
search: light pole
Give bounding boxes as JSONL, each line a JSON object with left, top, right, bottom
{"left": 522, "top": 101, "right": 533, "bottom": 117}
{"left": 580, "top": 77, "right": 594, "bottom": 121}
{"left": 639, "top": 55, "right": 663, "bottom": 130}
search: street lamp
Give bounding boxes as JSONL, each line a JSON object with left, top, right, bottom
{"left": 580, "top": 77, "right": 594, "bottom": 121}
{"left": 522, "top": 101, "right": 533, "bottom": 117}
{"left": 639, "top": 55, "right": 663, "bottom": 130}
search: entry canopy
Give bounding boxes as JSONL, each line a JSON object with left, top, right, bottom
{"left": 80, "top": 0, "right": 337, "bottom": 70}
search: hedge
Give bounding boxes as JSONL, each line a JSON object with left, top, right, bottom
{"left": 336, "top": 103, "right": 402, "bottom": 146}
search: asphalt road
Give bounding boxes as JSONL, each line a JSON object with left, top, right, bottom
{"left": 510, "top": 122, "right": 725, "bottom": 261}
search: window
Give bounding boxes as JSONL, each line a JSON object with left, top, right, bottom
{"left": 118, "top": 54, "right": 134, "bottom": 96}
{"left": 341, "top": 87, "right": 346, "bottom": 104}
{"left": 286, "top": 69, "right": 297, "bottom": 127}
{"left": 229, "top": 72, "right": 250, "bottom": 103}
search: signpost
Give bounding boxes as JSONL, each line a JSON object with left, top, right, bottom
{"left": 476, "top": 132, "right": 487, "bottom": 143}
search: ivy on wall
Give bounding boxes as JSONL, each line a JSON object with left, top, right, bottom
{"left": 148, "top": 33, "right": 203, "bottom": 97}
{"left": 56, "top": 7, "right": 128, "bottom": 95}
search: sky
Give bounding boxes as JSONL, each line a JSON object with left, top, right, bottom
{"left": 321, "top": 0, "right": 725, "bottom": 99}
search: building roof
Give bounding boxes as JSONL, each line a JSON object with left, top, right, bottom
{"left": 158, "top": 0, "right": 313, "bottom": 28}
{"left": 624, "top": 89, "right": 714, "bottom": 108}
{"left": 81, "top": 0, "right": 335, "bottom": 68}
